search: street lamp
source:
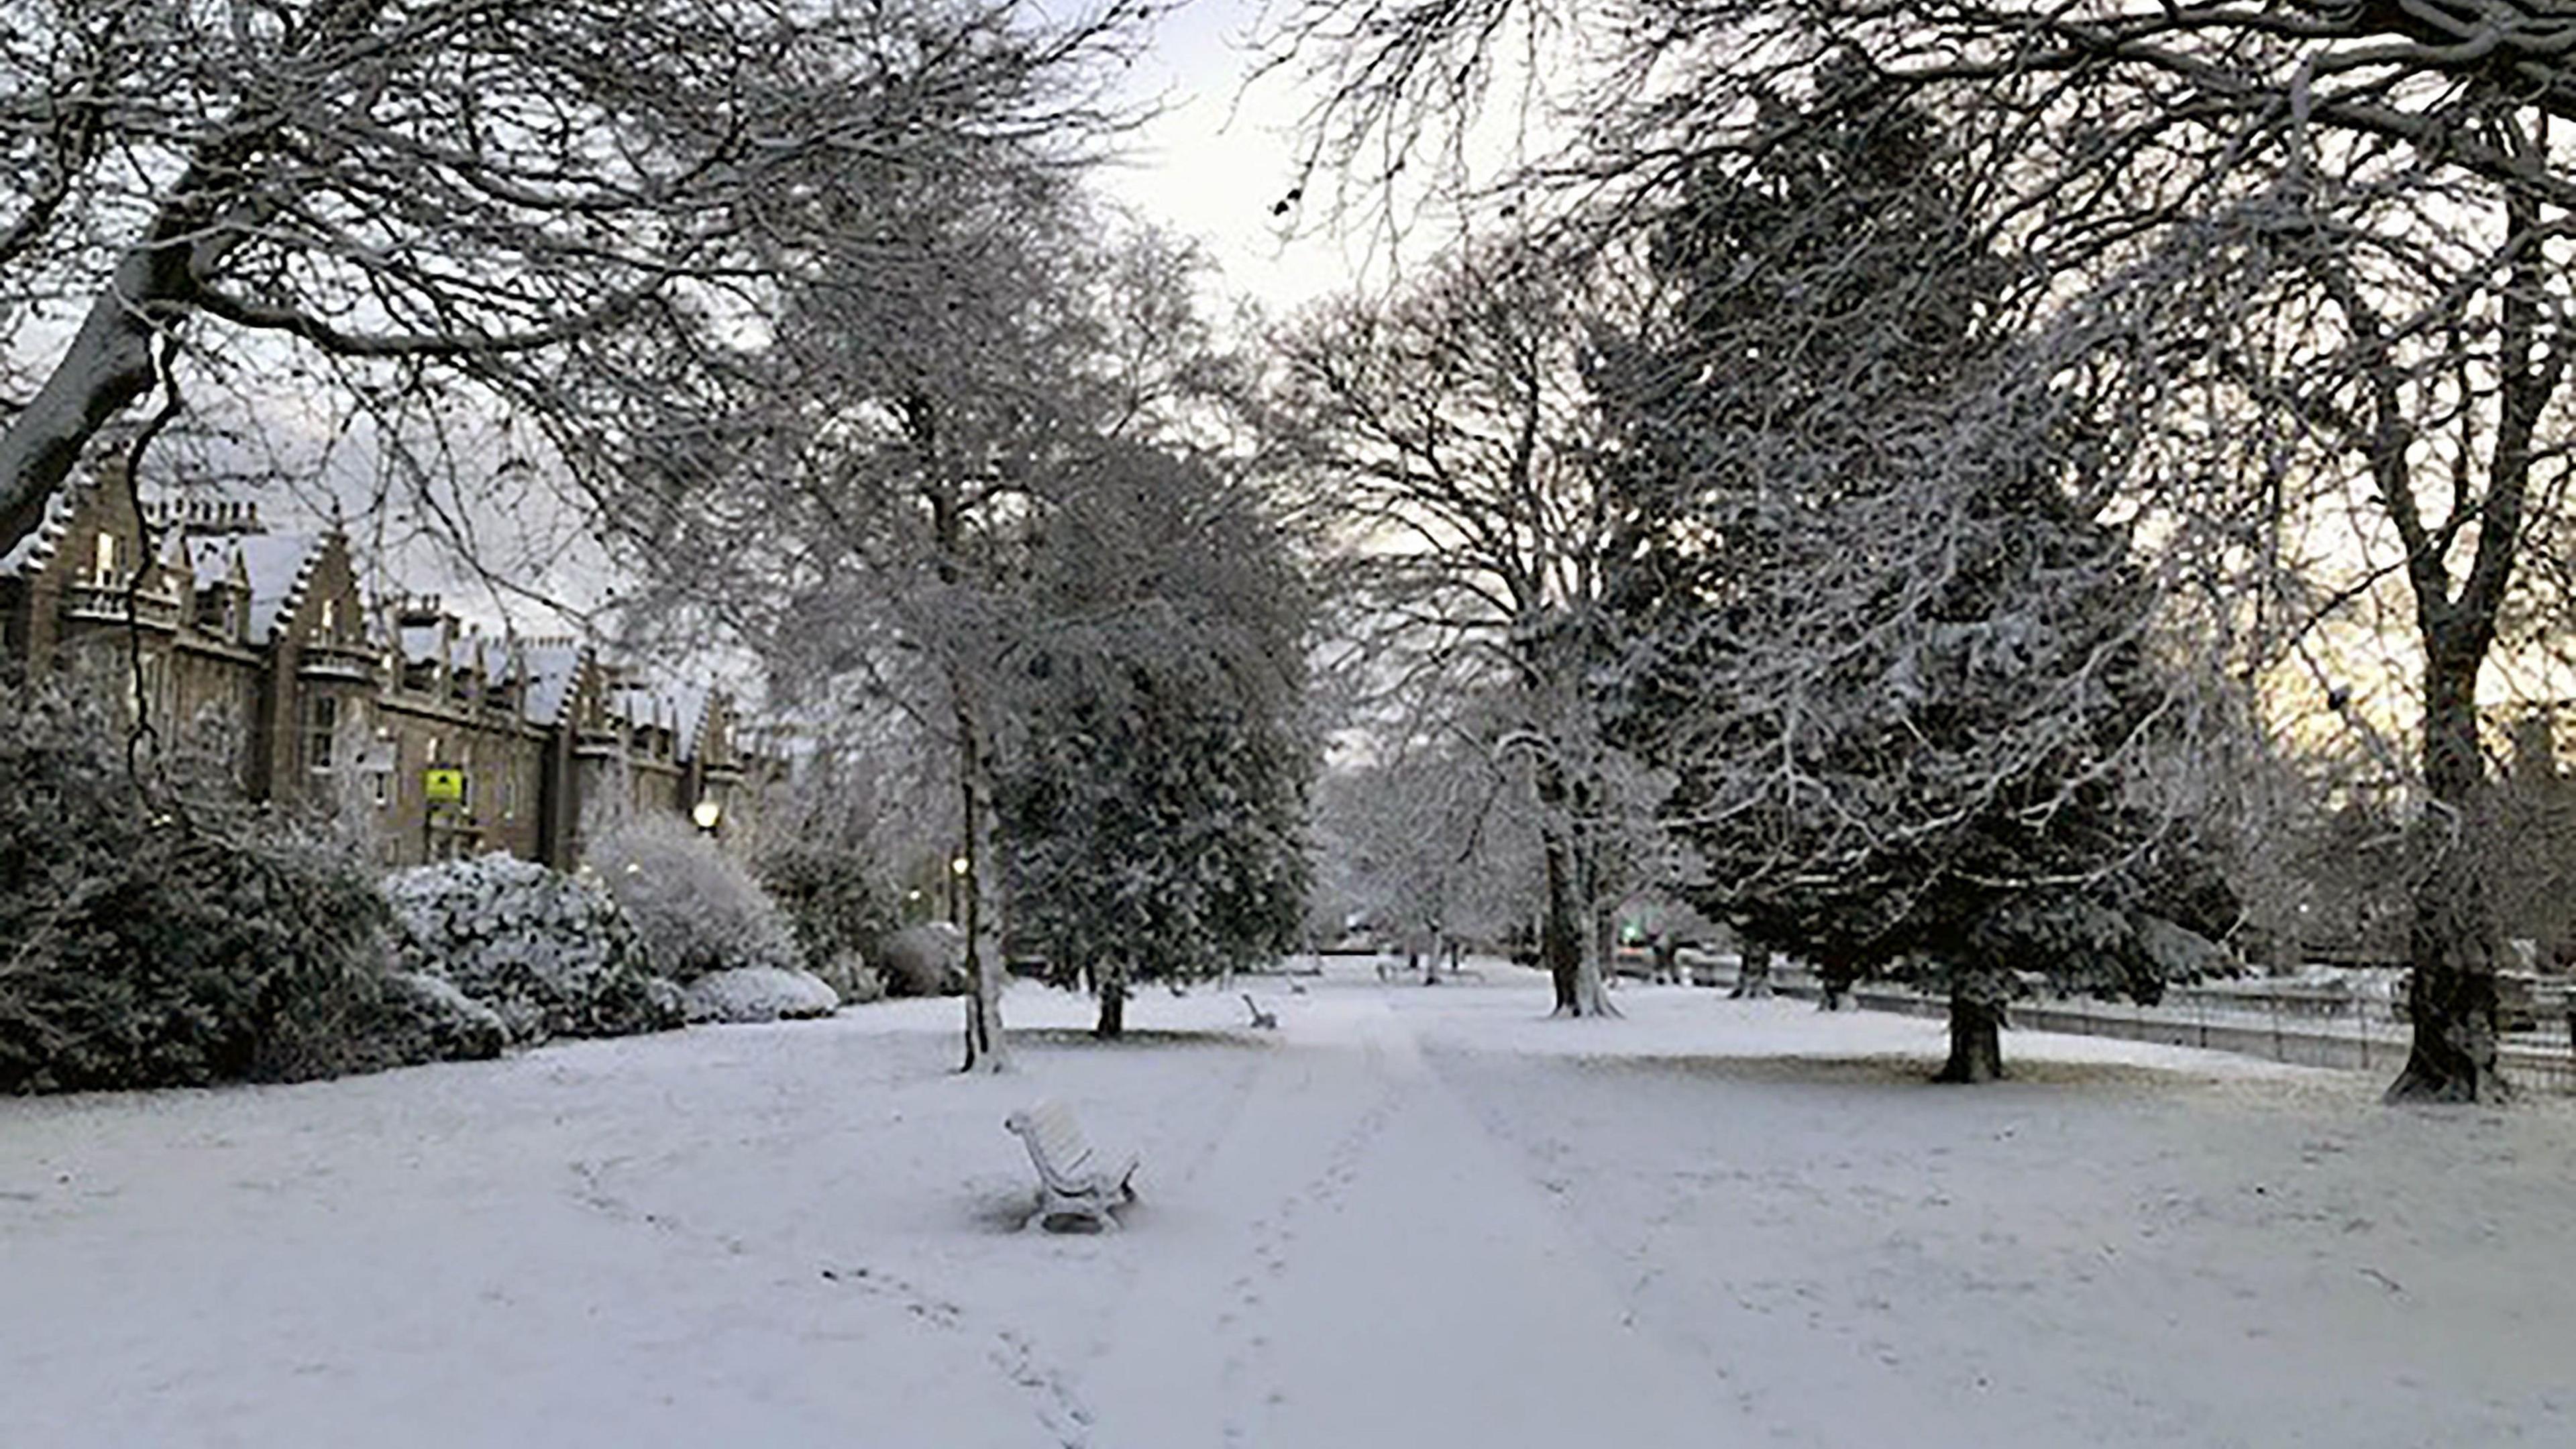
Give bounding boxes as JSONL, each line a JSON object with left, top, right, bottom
{"left": 690, "top": 797, "right": 722, "bottom": 834}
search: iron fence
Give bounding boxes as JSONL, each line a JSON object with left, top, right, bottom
{"left": 1717, "top": 966, "right": 2576, "bottom": 1093}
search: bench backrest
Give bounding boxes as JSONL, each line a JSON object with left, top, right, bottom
{"left": 1006, "top": 1099, "right": 1096, "bottom": 1181}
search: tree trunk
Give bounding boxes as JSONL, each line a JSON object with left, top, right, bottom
{"left": 1729, "top": 946, "right": 1774, "bottom": 1000}
{"left": 0, "top": 246, "right": 204, "bottom": 557}
{"left": 1935, "top": 971, "right": 2010, "bottom": 1083}
{"left": 2387, "top": 643, "right": 2508, "bottom": 1101}
{"left": 2381, "top": 176, "right": 2553, "bottom": 1102}
{"left": 1538, "top": 814, "right": 1585, "bottom": 1014}
{"left": 1817, "top": 949, "right": 1858, "bottom": 1011}
{"left": 957, "top": 708, "right": 1012, "bottom": 1073}
{"left": 1571, "top": 886, "right": 1618, "bottom": 1016}
{"left": 1525, "top": 727, "right": 1615, "bottom": 1016}
{"left": 1095, "top": 960, "right": 1126, "bottom": 1039}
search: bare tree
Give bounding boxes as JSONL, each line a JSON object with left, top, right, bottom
{"left": 2041, "top": 162, "right": 2573, "bottom": 1099}
{"left": 1311, "top": 696, "right": 1545, "bottom": 983}
{"left": 0, "top": 0, "right": 1157, "bottom": 560}
{"left": 1263, "top": 237, "right": 1648, "bottom": 1016}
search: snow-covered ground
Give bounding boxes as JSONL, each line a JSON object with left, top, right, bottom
{"left": 6, "top": 960, "right": 2573, "bottom": 1448}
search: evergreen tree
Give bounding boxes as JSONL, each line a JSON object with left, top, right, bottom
{"left": 997, "top": 443, "right": 1314, "bottom": 1038}
{"left": 1596, "top": 61, "right": 2234, "bottom": 1079}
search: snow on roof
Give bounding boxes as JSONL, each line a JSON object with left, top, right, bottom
{"left": 520, "top": 639, "right": 587, "bottom": 728}
{"left": 0, "top": 479, "right": 90, "bottom": 580}
{"left": 610, "top": 680, "right": 702, "bottom": 747}
{"left": 233, "top": 533, "right": 326, "bottom": 641}
{"left": 667, "top": 683, "right": 713, "bottom": 762}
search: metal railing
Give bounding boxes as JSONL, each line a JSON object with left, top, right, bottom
{"left": 1715, "top": 965, "right": 2576, "bottom": 1093}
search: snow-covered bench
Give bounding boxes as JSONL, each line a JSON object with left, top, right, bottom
{"left": 1004, "top": 1100, "right": 1138, "bottom": 1233}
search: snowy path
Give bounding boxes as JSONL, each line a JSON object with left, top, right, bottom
{"left": 1077, "top": 993, "right": 1733, "bottom": 1447}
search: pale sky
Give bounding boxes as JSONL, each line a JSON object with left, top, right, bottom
{"left": 1093, "top": 1, "right": 1355, "bottom": 317}
{"left": 1095, "top": 0, "right": 1551, "bottom": 321}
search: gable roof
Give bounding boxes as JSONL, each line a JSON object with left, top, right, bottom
{"left": 667, "top": 682, "right": 713, "bottom": 763}
{"left": 520, "top": 639, "right": 588, "bottom": 729}
{"left": 0, "top": 478, "right": 94, "bottom": 581}
{"left": 231, "top": 534, "right": 327, "bottom": 641}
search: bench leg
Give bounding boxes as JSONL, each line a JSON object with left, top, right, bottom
{"left": 1027, "top": 1187, "right": 1120, "bottom": 1234}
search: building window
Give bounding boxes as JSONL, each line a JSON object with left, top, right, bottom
{"left": 194, "top": 587, "right": 231, "bottom": 637}
{"left": 319, "top": 597, "right": 338, "bottom": 638}
{"left": 371, "top": 767, "right": 390, "bottom": 808}
{"left": 92, "top": 531, "right": 119, "bottom": 586}
{"left": 304, "top": 694, "right": 338, "bottom": 771}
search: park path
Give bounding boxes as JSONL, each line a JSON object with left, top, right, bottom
{"left": 1074, "top": 990, "right": 1738, "bottom": 1448}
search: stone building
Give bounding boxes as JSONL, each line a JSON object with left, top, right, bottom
{"left": 2, "top": 472, "right": 774, "bottom": 869}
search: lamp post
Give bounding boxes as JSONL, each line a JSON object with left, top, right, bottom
{"left": 947, "top": 853, "right": 969, "bottom": 924}
{"left": 690, "top": 796, "right": 722, "bottom": 836}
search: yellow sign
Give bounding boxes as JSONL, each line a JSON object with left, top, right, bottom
{"left": 423, "top": 767, "right": 466, "bottom": 804}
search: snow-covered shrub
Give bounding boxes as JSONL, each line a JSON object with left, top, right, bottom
{"left": 587, "top": 814, "right": 800, "bottom": 983}
{"left": 840, "top": 957, "right": 887, "bottom": 1004}
{"left": 681, "top": 967, "right": 841, "bottom": 1023}
{"left": 875, "top": 922, "right": 968, "bottom": 998}
{"left": 383, "top": 854, "right": 682, "bottom": 1046}
{"left": 807, "top": 951, "right": 885, "bottom": 1005}
{"left": 0, "top": 684, "right": 405, "bottom": 1092}
{"left": 755, "top": 831, "right": 897, "bottom": 987}
{"left": 358, "top": 973, "right": 508, "bottom": 1065}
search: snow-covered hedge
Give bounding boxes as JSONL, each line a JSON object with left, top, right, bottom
{"left": 681, "top": 967, "right": 842, "bottom": 1023}
{"left": 875, "top": 922, "right": 969, "bottom": 998}
{"left": 0, "top": 685, "right": 419, "bottom": 1093}
{"left": 384, "top": 855, "right": 682, "bottom": 1046}
{"left": 755, "top": 832, "right": 896, "bottom": 990}
{"left": 588, "top": 816, "right": 802, "bottom": 983}
{"left": 364, "top": 972, "right": 508, "bottom": 1064}
{"left": 808, "top": 953, "right": 886, "bottom": 1006}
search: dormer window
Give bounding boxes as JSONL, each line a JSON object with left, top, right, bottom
{"left": 194, "top": 587, "right": 232, "bottom": 637}
{"left": 318, "top": 598, "right": 338, "bottom": 639}
{"left": 91, "top": 531, "right": 119, "bottom": 586}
